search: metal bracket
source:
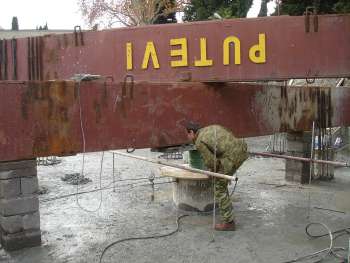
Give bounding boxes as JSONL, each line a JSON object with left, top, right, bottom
{"left": 0, "top": 39, "right": 8, "bottom": 80}
{"left": 148, "top": 171, "right": 155, "bottom": 202}
{"left": 104, "top": 76, "right": 114, "bottom": 85}
{"left": 27, "top": 37, "right": 43, "bottom": 81}
{"left": 113, "top": 75, "right": 134, "bottom": 114}
{"left": 74, "top": 26, "right": 84, "bottom": 47}
{"left": 11, "top": 38, "right": 17, "bottom": 80}
{"left": 122, "top": 74, "right": 134, "bottom": 99}
{"left": 306, "top": 77, "right": 315, "bottom": 84}
{"left": 305, "top": 69, "right": 317, "bottom": 84}
{"left": 304, "top": 6, "right": 318, "bottom": 33}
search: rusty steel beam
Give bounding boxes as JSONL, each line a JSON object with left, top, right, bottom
{"left": 0, "top": 81, "right": 350, "bottom": 162}
{"left": 1, "top": 14, "right": 350, "bottom": 82}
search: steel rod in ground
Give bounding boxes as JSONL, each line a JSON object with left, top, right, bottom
{"left": 310, "top": 121, "right": 315, "bottom": 183}
{"left": 110, "top": 151, "right": 235, "bottom": 181}
{"left": 308, "top": 121, "right": 316, "bottom": 220}
{"left": 347, "top": 238, "right": 350, "bottom": 263}
{"left": 249, "top": 151, "right": 349, "bottom": 167}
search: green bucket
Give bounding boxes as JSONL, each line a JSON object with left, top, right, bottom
{"left": 189, "top": 150, "right": 205, "bottom": 170}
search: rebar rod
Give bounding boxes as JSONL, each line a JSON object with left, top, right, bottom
{"left": 250, "top": 151, "right": 349, "bottom": 167}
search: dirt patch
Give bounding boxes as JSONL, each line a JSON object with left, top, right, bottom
{"left": 37, "top": 186, "right": 49, "bottom": 195}
{"left": 61, "top": 173, "right": 92, "bottom": 185}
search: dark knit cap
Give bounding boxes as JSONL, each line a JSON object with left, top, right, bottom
{"left": 185, "top": 121, "right": 201, "bottom": 133}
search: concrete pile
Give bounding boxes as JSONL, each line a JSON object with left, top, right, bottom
{"left": 0, "top": 159, "right": 41, "bottom": 250}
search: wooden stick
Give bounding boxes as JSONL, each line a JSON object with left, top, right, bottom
{"left": 111, "top": 151, "right": 235, "bottom": 181}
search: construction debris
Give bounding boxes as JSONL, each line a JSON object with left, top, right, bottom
{"left": 61, "top": 173, "right": 91, "bottom": 185}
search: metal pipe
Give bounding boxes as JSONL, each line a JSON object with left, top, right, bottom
{"left": 111, "top": 151, "right": 235, "bottom": 181}
{"left": 11, "top": 38, "right": 17, "bottom": 80}
{"left": 249, "top": 151, "right": 349, "bottom": 167}
{"left": 112, "top": 152, "right": 116, "bottom": 192}
{"left": 347, "top": 238, "right": 350, "bottom": 263}
{"left": 307, "top": 122, "right": 316, "bottom": 220}
{"left": 309, "top": 121, "right": 315, "bottom": 183}
{"left": 0, "top": 39, "right": 3, "bottom": 80}
{"left": 3, "top": 39, "right": 8, "bottom": 80}
{"left": 27, "top": 37, "right": 31, "bottom": 80}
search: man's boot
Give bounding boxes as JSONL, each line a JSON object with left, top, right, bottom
{"left": 215, "top": 220, "right": 236, "bottom": 231}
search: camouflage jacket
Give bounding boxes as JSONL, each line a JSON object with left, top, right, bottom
{"left": 195, "top": 125, "right": 248, "bottom": 175}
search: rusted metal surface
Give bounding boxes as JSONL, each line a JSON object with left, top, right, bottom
{"left": 1, "top": 14, "right": 350, "bottom": 82}
{"left": 1, "top": 81, "right": 350, "bottom": 161}
{"left": 0, "top": 39, "right": 8, "bottom": 80}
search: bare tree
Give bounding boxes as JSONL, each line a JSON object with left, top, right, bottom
{"left": 78, "top": 0, "right": 189, "bottom": 28}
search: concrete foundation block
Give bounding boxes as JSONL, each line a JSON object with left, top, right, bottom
{"left": 285, "top": 159, "right": 303, "bottom": 172}
{"left": 23, "top": 211, "right": 40, "bottom": 231}
{"left": 1, "top": 212, "right": 42, "bottom": 234}
{"left": 0, "top": 167, "right": 37, "bottom": 180}
{"left": 21, "top": 176, "right": 39, "bottom": 195}
{"left": 0, "top": 178, "right": 20, "bottom": 198}
{"left": 0, "top": 196, "right": 39, "bottom": 216}
{"left": 0, "top": 159, "right": 37, "bottom": 172}
{"left": 285, "top": 159, "right": 309, "bottom": 184}
{"left": 0, "top": 229, "right": 41, "bottom": 251}
{"left": 173, "top": 179, "right": 215, "bottom": 212}
{"left": 0, "top": 214, "right": 22, "bottom": 234}
{"left": 286, "top": 133, "right": 299, "bottom": 141}
{"left": 285, "top": 170, "right": 302, "bottom": 183}
{"left": 285, "top": 132, "right": 311, "bottom": 184}
{"left": 0, "top": 159, "right": 41, "bottom": 251}
{"left": 286, "top": 134, "right": 311, "bottom": 153}
{"left": 286, "top": 140, "right": 304, "bottom": 153}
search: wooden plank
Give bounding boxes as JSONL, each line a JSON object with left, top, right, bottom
{"left": 159, "top": 166, "right": 209, "bottom": 180}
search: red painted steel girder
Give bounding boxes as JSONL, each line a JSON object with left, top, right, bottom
{"left": 0, "top": 81, "right": 349, "bottom": 162}
{"left": 1, "top": 14, "right": 350, "bottom": 82}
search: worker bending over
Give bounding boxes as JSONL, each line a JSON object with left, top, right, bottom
{"left": 186, "top": 122, "right": 248, "bottom": 231}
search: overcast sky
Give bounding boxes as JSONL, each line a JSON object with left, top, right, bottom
{"left": 0, "top": 0, "right": 276, "bottom": 30}
{"left": 0, "top": 0, "right": 84, "bottom": 29}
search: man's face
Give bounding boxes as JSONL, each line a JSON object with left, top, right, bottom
{"left": 187, "top": 130, "right": 196, "bottom": 142}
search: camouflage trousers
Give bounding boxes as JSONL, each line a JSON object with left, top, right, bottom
{"left": 214, "top": 178, "right": 234, "bottom": 223}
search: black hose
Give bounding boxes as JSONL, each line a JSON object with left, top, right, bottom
{"left": 283, "top": 222, "right": 350, "bottom": 263}
{"left": 229, "top": 177, "right": 239, "bottom": 197}
{"left": 99, "top": 214, "right": 188, "bottom": 263}
{"left": 126, "top": 148, "right": 136, "bottom": 153}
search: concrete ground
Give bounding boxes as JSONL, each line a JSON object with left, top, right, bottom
{"left": 0, "top": 137, "right": 349, "bottom": 263}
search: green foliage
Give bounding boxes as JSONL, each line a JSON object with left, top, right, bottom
{"left": 37, "top": 23, "right": 48, "bottom": 31}
{"left": 333, "top": 0, "right": 350, "bottom": 13}
{"left": 183, "top": 0, "right": 253, "bottom": 21}
{"left": 277, "top": 0, "right": 350, "bottom": 16}
{"left": 11, "top": 16, "right": 19, "bottom": 31}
